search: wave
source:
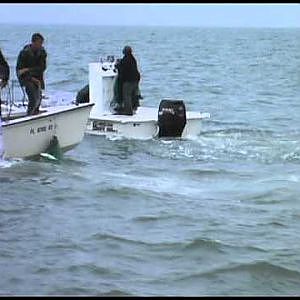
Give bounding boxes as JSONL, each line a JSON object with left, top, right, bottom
{"left": 90, "top": 232, "right": 203, "bottom": 250}
{"left": 282, "top": 150, "right": 300, "bottom": 162}
{"left": 95, "top": 185, "right": 166, "bottom": 201}
{"left": 92, "top": 225, "right": 268, "bottom": 257}
{"left": 45, "top": 241, "right": 86, "bottom": 251}
{"left": 0, "top": 176, "right": 14, "bottom": 183}
{"left": 90, "top": 232, "right": 154, "bottom": 246}
{"left": 257, "top": 91, "right": 283, "bottom": 98}
{"left": 175, "top": 260, "right": 300, "bottom": 282}
{"left": 201, "top": 127, "right": 274, "bottom": 137}
{"left": 0, "top": 207, "right": 27, "bottom": 214}
{"left": 264, "top": 221, "right": 286, "bottom": 227}
{"left": 182, "top": 237, "right": 226, "bottom": 253}
{"left": 60, "top": 156, "right": 90, "bottom": 167}
{"left": 209, "top": 89, "right": 224, "bottom": 95}
{"left": 0, "top": 158, "right": 23, "bottom": 169}
{"left": 98, "top": 289, "right": 133, "bottom": 296}
{"left": 90, "top": 233, "right": 241, "bottom": 255}
{"left": 182, "top": 168, "right": 234, "bottom": 178}
{"left": 133, "top": 215, "right": 164, "bottom": 222}
{"left": 245, "top": 245, "right": 268, "bottom": 253}
{"left": 242, "top": 188, "right": 292, "bottom": 204}
{"left": 96, "top": 185, "right": 145, "bottom": 197}
{"left": 223, "top": 261, "right": 300, "bottom": 279}
{"left": 48, "top": 286, "right": 98, "bottom": 295}
{"left": 67, "top": 263, "right": 120, "bottom": 277}
{"left": 199, "top": 63, "right": 217, "bottom": 67}
{"left": 255, "top": 99, "right": 276, "bottom": 105}
{"left": 207, "top": 120, "right": 250, "bottom": 127}
{"left": 181, "top": 238, "right": 267, "bottom": 253}
{"left": 132, "top": 213, "right": 187, "bottom": 223}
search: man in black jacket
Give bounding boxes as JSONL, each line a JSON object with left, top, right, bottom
{"left": 0, "top": 49, "right": 10, "bottom": 89}
{"left": 115, "top": 46, "right": 141, "bottom": 115}
{"left": 16, "top": 33, "right": 47, "bottom": 115}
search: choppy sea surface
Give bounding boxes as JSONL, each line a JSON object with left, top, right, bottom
{"left": 1, "top": 24, "right": 300, "bottom": 296}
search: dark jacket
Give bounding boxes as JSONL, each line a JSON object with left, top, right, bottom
{"left": 76, "top": 84, "right": 89, "bottom": 104}
{"left": 0, "top": 49, "right": 10, "bottom": 82}
{"left": 16, "top": 44, "right": 47, "bottom": 89}
{"left": 116, "top": 53, "right": 140, "bottom": 83}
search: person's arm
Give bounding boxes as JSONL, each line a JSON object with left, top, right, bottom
{"left": 16, "top": 50, "right": 31, "bottom": 80}
{"left": 132, "top": 56, "right": 140, "bottom": 81}
{"left": 0, "top": 49, "right": 10, "bottom": 82}
{"left": 116, "top": 58, "right": 124, "bottom": 81}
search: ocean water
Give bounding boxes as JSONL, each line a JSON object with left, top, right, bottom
{"left": 1, "top": 24, "right": 300, "bottom": 296}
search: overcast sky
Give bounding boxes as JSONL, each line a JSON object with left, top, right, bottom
{"left": 0, "top": 3, "right": 300, "bottom": 27}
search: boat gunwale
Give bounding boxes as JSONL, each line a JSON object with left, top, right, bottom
{"left": 1, "top": 103, "right": 94, "bottom": 128}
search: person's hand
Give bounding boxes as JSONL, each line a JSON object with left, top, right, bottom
{"left": 18, "top": 68, "right": 30, "bottom": 76}
{"left": 31, "top": 77, "right": 41, "bottom": 87}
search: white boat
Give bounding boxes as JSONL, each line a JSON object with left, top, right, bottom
{"left": 0, "top": 83, "right": 94, "bottom": 159}
{"left": 85, "top": 57, "right": 210, "bottom": 140}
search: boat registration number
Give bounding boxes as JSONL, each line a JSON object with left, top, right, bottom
{"left": 29, "top": 123, "right": 57, "bottom": 135}
{"left": 93, "top": 121, "right": 117, "bottom": 133}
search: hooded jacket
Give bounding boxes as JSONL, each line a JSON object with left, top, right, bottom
{"left": 116, "top": 53, "right": 140, "bottom": 83}
{"left": 16, "top": 44, "right": 47, "bottom": 89}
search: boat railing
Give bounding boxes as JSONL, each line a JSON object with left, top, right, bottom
{"left": 0, "top": 77, "right": 28, "bottom": 120}
{"left": 99, "top": 55, "right": 118, "bottom": 63}
{"left": 99, "top": 55, "right": 120, "bottom": 73}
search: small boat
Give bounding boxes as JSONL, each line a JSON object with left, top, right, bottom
{"left": 0, "top": 80, "right": 94, "bottom": 159}
{"left": 85, "top": 56, "right": 210, "bottom": 139}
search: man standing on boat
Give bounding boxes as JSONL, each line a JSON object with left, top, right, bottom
{"left": 16, "top": 33, "right": 47, "bottom": 115}
{"left": 115, "top": 46, "right": 141, "bottom": 115}
{"left": 0, "top": 48, "right": 10, "bottom": 89}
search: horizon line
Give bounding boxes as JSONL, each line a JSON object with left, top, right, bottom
{"left": 1, "top": 22, "right": 300, "bottom": 29}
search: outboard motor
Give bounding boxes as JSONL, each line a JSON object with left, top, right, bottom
{"left": 158, "top": 99, "right": 186, "bottom": 138}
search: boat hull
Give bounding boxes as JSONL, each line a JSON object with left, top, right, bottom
{"left": 85, "top": 107, "right": 209, "bottom": 140}
{"left": 1, "top": 103, "right": 93, "bottom": 159}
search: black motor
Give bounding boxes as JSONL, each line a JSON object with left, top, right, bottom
{"left": 158, "top": 99, "right": 187, "bottom": 138}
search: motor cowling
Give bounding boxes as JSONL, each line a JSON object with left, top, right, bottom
{"left": 158, "top": 99, "right": 187, "bottom": 138}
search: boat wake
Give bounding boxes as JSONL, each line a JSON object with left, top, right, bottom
{"left": 0, "top": 158, "right": 23, "bottom": 168}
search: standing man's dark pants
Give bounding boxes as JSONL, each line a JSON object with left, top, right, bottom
{"left": 122, "top": 81, "right": 139, "bottom": 115}
{"left": 24, "top": 81, "right": 41, "bottom": 115}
